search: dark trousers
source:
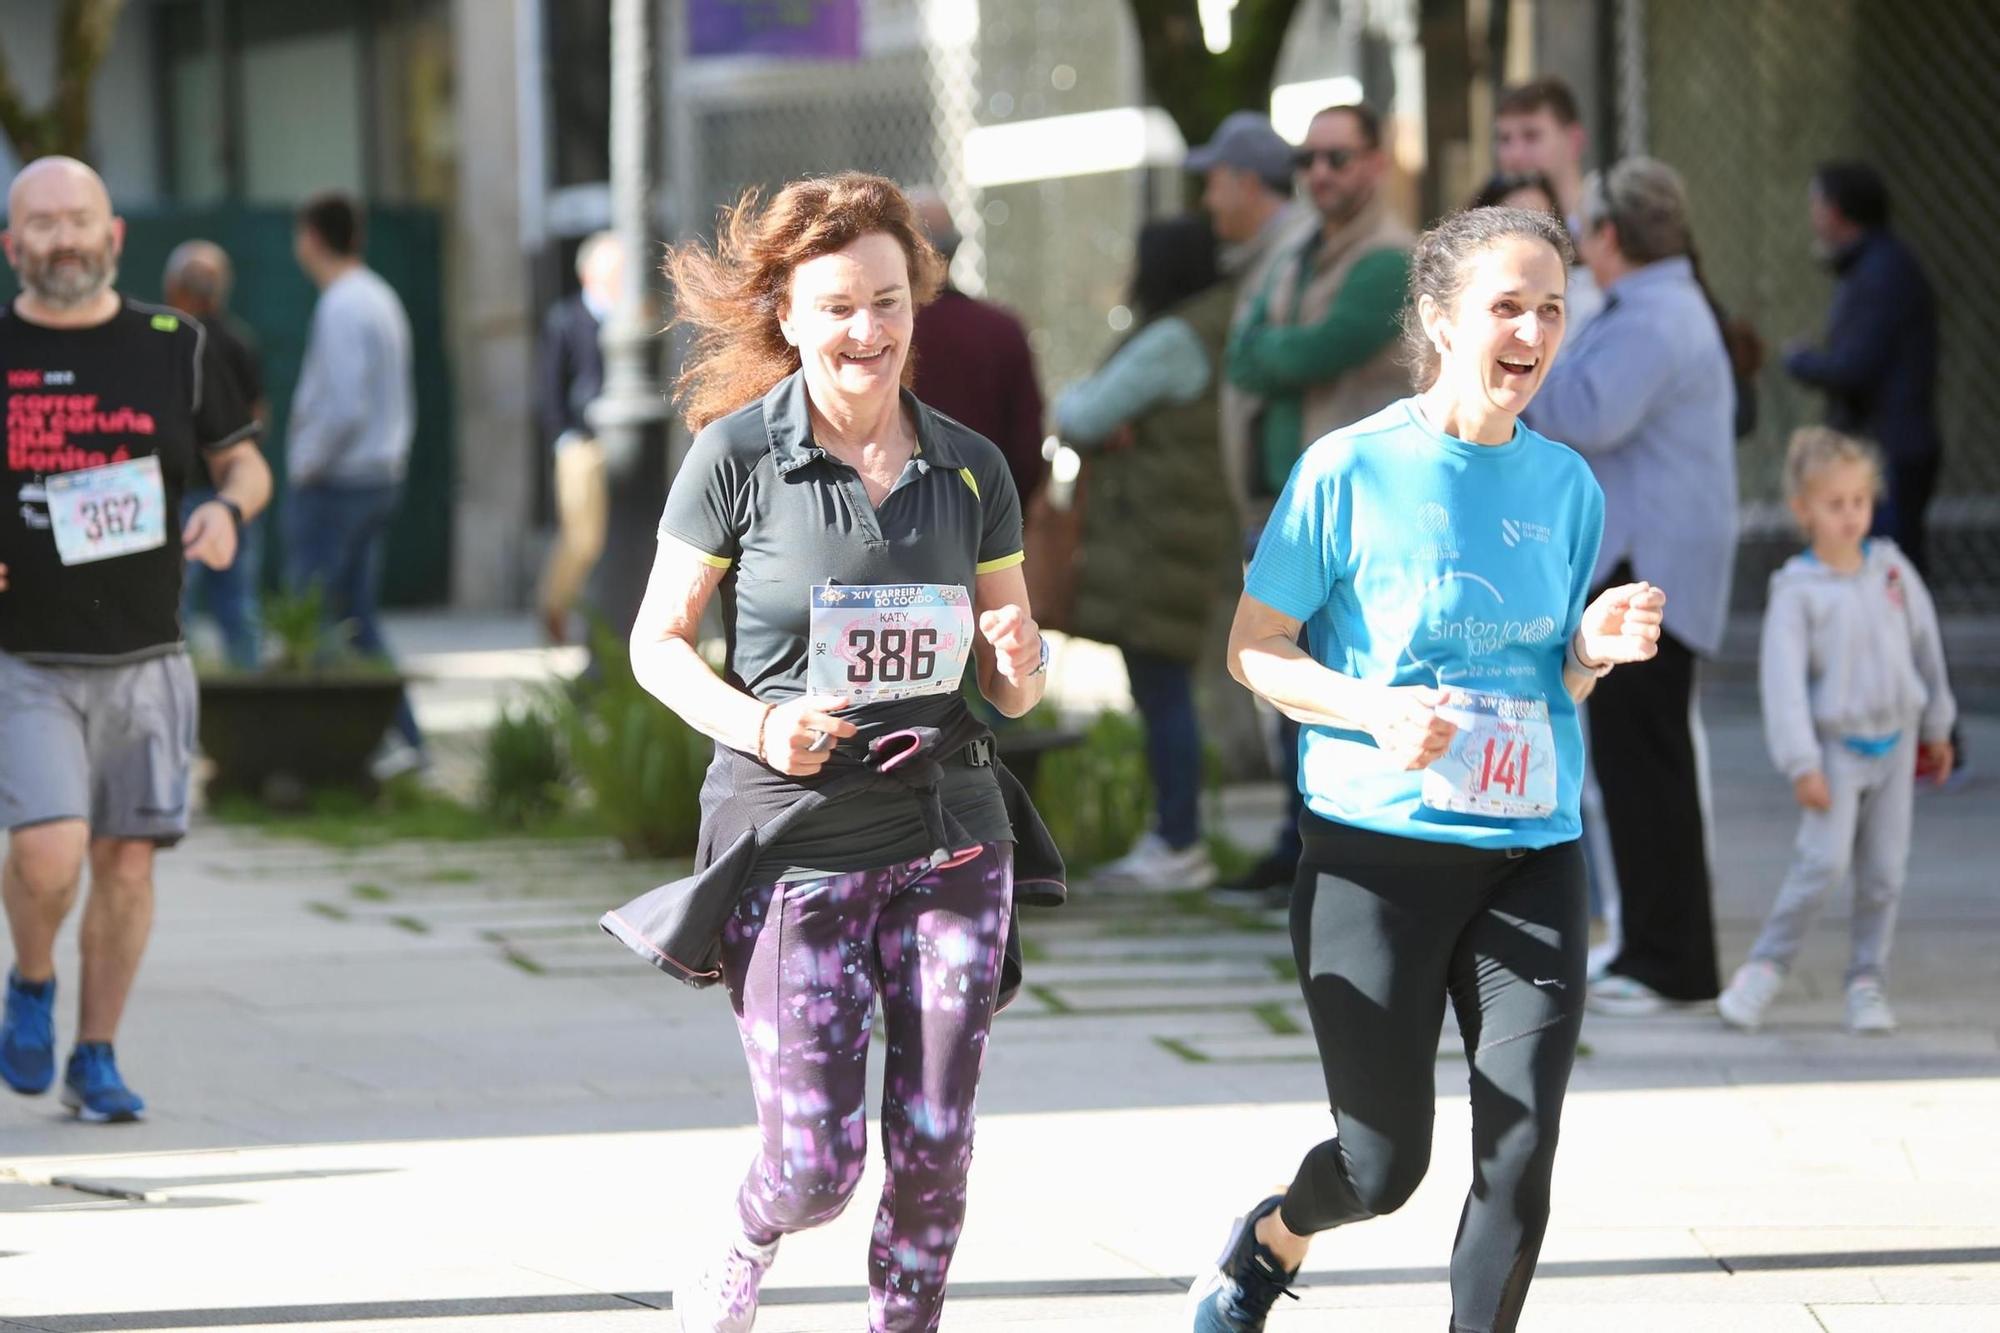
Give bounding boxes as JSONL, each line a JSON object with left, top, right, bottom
{"left": 285, "top": 481, "right": 424, "bottom": 752}
{"left": 1120, "top": 648, "right": 1202, "bottom": 849}
{"left": 1877, "top": 453, "right": 1941, "bottom": 579}
{"left": 1587, "top": 616, "right": 1719, "bottom": 1000}
{"left": 181, "top": 487, "right": 263, "bottom": 671}
{"left": 1281, "top": 815, "right": 1588, "bottom": 1333}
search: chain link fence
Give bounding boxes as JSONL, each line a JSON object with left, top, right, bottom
{"left": 1632, "top": 0, "right": 2000, "bottom": 611}
{"left": 665, "top": 0, "right": 1156, "bottom": 398}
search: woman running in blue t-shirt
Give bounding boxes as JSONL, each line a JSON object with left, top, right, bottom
{"left": 1188, "top": 206, "right": 1667, "bottom": 1333}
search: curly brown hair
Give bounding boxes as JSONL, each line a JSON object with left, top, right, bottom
{"left": 664, "top": 172, "right": 946, "bottom": 433}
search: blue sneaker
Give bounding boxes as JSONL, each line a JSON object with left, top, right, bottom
{"left": 1, "top": 970, "right": 56, "bottom": 1095}
{"left": 1188, "top": 1195, "right": 1300, "bottom": 1331}
{"left": 61, "top": 1043, "right": 146, "bottom": 1123}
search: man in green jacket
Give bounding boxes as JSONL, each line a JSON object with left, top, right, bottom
{"left": 1228, "top": 102, "right": 1412, "bottom": 509}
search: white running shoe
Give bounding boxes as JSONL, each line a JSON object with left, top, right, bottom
{"left": 678, "top": 1233, "right": 779, "bottom": 1332}
{"left": 1717, "top": 960, "right": 1784, "bottom": 1031}
{"left": 1845, "top": 977, "right": 1898, "bottom": 1035}
{"left": 1088, "top": 832, "right": 1217, "bottom": 892}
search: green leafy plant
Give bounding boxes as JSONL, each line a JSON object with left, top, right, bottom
{"left": 205, "top": 583, "right": 391, "bottom": 677}
{"left": 1031, "top": 708, "right": 1154, "bottom": 871}
{"left": 481, "top": 694, "right": 572, "bottom": 829}
{"left": 261, "top": 584, "right": 330, "bottom": 673}
{"left": 560, "top": 626, "right": 709, "bottom": 859}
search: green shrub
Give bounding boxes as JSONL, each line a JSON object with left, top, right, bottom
{"left": 561, "top": 628, "right": 709, "bottom": 859}
{"left": 261, "top": 584, "right": 328, "bottom": 673}
{"left": 1031, "top": 709, "right": 1153, "bottom": 871}
{"left": 481, "top": 695, "right": 571, "bottom": 828}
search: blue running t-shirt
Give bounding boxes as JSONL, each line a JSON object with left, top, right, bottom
{"left": 1245, "top": 398, "right": 1605, "bottom": 849}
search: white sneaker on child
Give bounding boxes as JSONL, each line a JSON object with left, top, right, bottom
{"left": 678, "top": 1231, "right": 779, "bottom": 1333}
{"left": 1845, "top": 977, "right": 1897, "bottom": 1035}
{"left": 1717, "top": 960, "right": 1784, "bottom": 1031}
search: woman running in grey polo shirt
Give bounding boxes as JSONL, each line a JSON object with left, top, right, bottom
{"left": 618, "top": 173, "right": 1057, "bottom": 1333}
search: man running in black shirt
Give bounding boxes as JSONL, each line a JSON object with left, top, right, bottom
{"left": 0, "top": 156, "right": 271, "bottom": 1122}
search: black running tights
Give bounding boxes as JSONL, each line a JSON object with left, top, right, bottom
{"left": 1278, "top": 814, "right": 1588, "bottom": 1333}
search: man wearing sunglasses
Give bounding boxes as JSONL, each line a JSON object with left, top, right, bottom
{"left": 1215, "top": 104, "right": 1413, "bottom": 909}
{"left": 1226, "top": 104, "right": 1411, "bottom": 514}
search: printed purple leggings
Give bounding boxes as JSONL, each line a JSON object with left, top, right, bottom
{"left": 719, "top": 842, "right": 1015, "bottom": 1333}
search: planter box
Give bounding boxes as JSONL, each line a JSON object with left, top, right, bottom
{"left": 198, "top": 674, "right": 404, "bottom": 802}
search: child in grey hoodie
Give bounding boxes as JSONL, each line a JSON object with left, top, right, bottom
{"left": 1718, "top": 428, "right": 1955, "bottom": 1035}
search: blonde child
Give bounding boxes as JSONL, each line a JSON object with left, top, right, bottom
{"left": 1718, "top": 428, "right": 1956, "bottom": 1034}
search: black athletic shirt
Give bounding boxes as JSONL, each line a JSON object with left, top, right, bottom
{"left": 660, "top": 370, "right": 1026, "bottom": 877}
{"left": 0, "top": 299, "right": 258, "bottom": 664}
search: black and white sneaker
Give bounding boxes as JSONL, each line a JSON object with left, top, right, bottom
{"left": 1208, "top": 853, "right": 1297, "bottom": 911}
{"left": 1188, "top": 1194, "right": 1300, "bottom": 1331}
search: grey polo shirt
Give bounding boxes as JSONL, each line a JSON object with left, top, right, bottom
{"left": 659, "top": 370, "right": 1025, "bottom": 877}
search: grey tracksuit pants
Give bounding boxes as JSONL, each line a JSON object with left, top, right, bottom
{"left": 1748, "top": 732, "right": 1915, "bottom": 984}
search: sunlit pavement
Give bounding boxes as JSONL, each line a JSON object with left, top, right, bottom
{"left": 2, "top": 616, "right": 1994, "bottom": 1330}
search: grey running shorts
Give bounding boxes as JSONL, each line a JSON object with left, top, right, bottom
{"left": 0, "top": 650, "right": 198, "bottom": 846}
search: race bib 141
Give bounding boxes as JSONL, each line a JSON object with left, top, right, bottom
{"left": 808, "top": 583, "right": 975, "bottom": 704}
{"left": 44, "top": 455, "right": 169, "bottom": 567}
{"left": 1421, "top": 688, "right": 1559, "bottom": 819}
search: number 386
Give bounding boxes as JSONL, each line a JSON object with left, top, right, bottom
{"left": 847, "top": 626, "right": 939, "bottom": 684}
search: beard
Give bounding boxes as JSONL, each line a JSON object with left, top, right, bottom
{"left": 16, "top": 244, "right": 118, "bottom": 309}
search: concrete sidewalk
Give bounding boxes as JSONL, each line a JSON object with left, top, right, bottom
{"left": 1, "top": 656, "right": 1996, "bottom": 1328}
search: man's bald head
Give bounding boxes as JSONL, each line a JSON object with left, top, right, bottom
{"left": 4, "top": 155, "right": 124, "bottom": 315}
{"left": 7, "top": 154, "right": 112, "bottom": 222}
{"left": 164, "top": 239, "right": 234, "bottom": 315}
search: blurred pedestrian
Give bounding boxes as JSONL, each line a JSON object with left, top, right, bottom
{"left": 1526, "top": 158, "right": 1737, "bottom": 1016}
{"left": 535, "top": 230, "right": 620, "bottom": 646}
{"left": 1718, "top": 428, "right": 1955, "bottom": 1036}
{"left": 164, "top": 240, "right": 268, "bottom": 670}
{"left": 908, "top": 187, "right": 1046, "bottom": 507}
{"left": 1784, "top": 162, "right": 1943, "bottom": 576}
{"left": 286, "top": 191, "right": 425, "bottom": 777}
{"left": 1221, "top": 102, "right": 1413, "bottom": 905}
{"left": 1190, "top": 204, "right": 1663, "bottom": 1333}
{"left": 1469, "top": 170, "right": 1561, "bottom": 216}
{"left": 0, "top": 157, "right": 269, "bottom": 1122}
{"left": 599, "top": 172, "right": 1063, "bottom": 1333}
{"left": 1495, "top": 79, "right": 1605, "bottom": 326}
{"left": 1185, "top": 110, "right": 1311, "bottom": 522}
{"left": 1056, "top": 214, "right": 1236, "bottom": 892}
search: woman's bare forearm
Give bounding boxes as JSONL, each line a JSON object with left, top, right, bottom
{"left": 630, "top": 630, "right": 767, "bottom": 753}
{"left": 1230, "top": 631, "right": 1383, "bottom": 731}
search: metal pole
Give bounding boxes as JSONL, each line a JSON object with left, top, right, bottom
{"left": 587, "top": 0, "right": 670, "bottom": 639}
{"left": 1616, "top": 0, "right": 1648, "bottom": 158}
{"left": 591, "top": 0, "right": 667, "bottom": 474}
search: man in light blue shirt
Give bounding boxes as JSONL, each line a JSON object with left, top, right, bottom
{"left": 1525, "top": 157, "right": 1735, "bottom": 1014}
{"left": 286, "top": 191, "right": 424, "bottom": 770}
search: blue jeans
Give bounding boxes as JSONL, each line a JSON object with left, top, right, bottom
{"left": 181, "top": 487, "right": 262, "bottom": 671}
{"left": 284, "top": 481, "right": 423, "bottom": 752}
{"left": 1121, "top": 648, "right": 1202, "bottom": 851}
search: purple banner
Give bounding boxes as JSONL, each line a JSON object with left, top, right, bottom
{"left": 688, "top": 0, "right": 863, "bottom": 61}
